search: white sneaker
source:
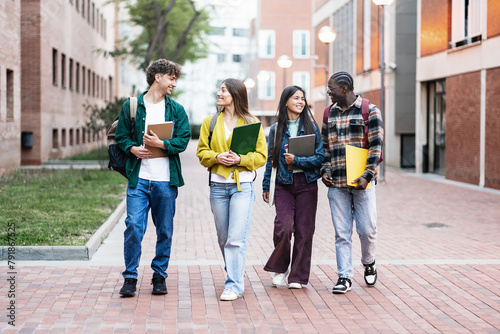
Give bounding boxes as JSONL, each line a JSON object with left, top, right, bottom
{"left": 272, "top": 270, "right": 289, "bottom": 286}
{"left": 288, "top": 283, "right": 303, "bottom": 289}
{"left": 220, "top": 289, "right": 239, "bottom": 301}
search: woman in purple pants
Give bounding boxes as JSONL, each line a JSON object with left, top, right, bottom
{"left": 262, "top": 86, "right": 324, "bottom": 288}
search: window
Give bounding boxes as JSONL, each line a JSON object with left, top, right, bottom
{"left": 232, "top": 54, "right": 242, "bottom": 63}
{"left": 87, "top": 0, "right": 90, "bottom": 23}
{"left": 96, "top": 74, "right": 99, "bottom": 97}
{"left": 52, "top": 129, "right": 59, "bottom": 149}
{"left": 232, "top": 28, "right": 248, "bottom": 37}
{"left": 69, "top": 128, "right": 74, "bottom": 146}
{"left": 92, "top": 72, "right": 95, "bottom": 96}
{"left": 258, "top": 30, "right": 276, "bottom": 59}
{"left": 61, "top": 54, "right": 66, "bottom": 88}
{"left": 257, "top": 71, "right": 275, "bottom": 100}
{"left": 103, "top": 19, "right": 107, "bottom": 39}
{"left": 210, "top": 27, "right": 225, "bottom": 36}
{"left": 451, "top": 0, "right": 483, "bottom": 48}
{"left": 52, "top": 48, "right": 58, "bottom": 85}
{"left": 216, "top": 54, "right": 226, "bottom": 63}
{"left": 82, "top": 65, "right": 86, "bottom": 94}
{"left": 69, "top": 58, "right": 74, "bottom": 90}
{"left": 76, "top": 128, "right": 80, "bottom": 145}
{"left": 293, "top": 30, "right": 310, "bottom": 58}
{"left": 292, "top": 71, "right": 310, "bottom": 98}
{"left": 92, "top": 2, "right": 95, "bottom": 28}
{"left": 87, "top": 69, "right": 91, "bottom": 95}
{"left": 82, "top": 0, "right": 85, "bottom": 17}
{"left": 61, "top": 128, "right": 67, "bottom": 148}
{"left": 75, "top": 62, "right": 80, "bottom": 92}
{"left": 96, "top": 9, "right": 99, "bottom": 31}
{"left": 6, "top": 69, "right": 14, "bottom": 121}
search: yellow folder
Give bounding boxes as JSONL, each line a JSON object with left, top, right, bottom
{"left": 345, "top": 144, "right": 371, "bottom": 189}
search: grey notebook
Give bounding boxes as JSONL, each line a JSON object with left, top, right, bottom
{"left": 288, "top": 134, "right": 315, "bottom": 157}
{"left": 287, "top": 134, "right": 316, "bottom": 171}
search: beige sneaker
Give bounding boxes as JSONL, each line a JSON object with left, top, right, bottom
{"left": 220, "top": 289, "right": 239, "bottom": 301}
{"left": 288, "top": 283, "right": 303, "bottom": 289}
{"left": 272, "top": 270, "right": 289, "bottom": 286}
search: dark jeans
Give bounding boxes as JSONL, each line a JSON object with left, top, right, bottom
{"left": 263, "top": 173, "right": 318, "bottom": 285}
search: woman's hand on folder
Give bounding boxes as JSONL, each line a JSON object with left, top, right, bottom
{"left": 284, "top": 153, "right": 295, "bottom": 165}
{"left": 262, "top": 192, "right": 269, "bottom": 204}
{"left": 216, "top": 151, "right": 241, "bottom": 166}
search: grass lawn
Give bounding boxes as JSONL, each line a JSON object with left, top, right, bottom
{"left": 63, "top": 146, "right": 109, "bottom": 161}
{"left": 0, "top": 168, "right": 127, "bottom": 246}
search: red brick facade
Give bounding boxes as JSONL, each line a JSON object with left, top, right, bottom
{"left": 420, "top": 0, "right": 449, "bottom": 57}
{"left": 485, "top": 67, "right": 500, "bottom": 189}
{"left": 445, "top": 72, "right": 481, "bottom": 185}
{"left": 20, "top": 0, "right": 116, "bottom": 165}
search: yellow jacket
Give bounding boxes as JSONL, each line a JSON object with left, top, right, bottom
{"left": 197, "top": 112, "right": 268, "bottom": 191}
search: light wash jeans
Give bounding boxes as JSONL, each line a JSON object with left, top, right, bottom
{"left": 210, "top": 182, "right": 255, "bottom": 296}
{"left": 122, "top": 178, "right": 178, "bottom": 279}
{"left": 327, "top": 184, "right": 377, "bottom": 279}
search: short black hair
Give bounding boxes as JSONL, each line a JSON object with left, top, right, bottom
{"left": 146, "top": 59, "right": 182, "bottom": 86}
{"left": 330, "top": 71, "right": 354, "bottom": 91}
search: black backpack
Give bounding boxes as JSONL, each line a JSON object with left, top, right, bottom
{"left": 106, "top": 97, "right": 137, "bottom": 178}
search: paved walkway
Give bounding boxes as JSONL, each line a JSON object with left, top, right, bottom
{"left": 2, "top": 140, "right": 500, "bottom": 333}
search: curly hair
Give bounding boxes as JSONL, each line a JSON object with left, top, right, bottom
{"left": 146, "top": 59, "right": 182, "bottom": 86}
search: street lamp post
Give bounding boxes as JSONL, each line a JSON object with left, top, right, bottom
{"left": 318, "top": 26, "right": 337, "bottom": 106}
{"left": 372, "top": 0, "right": 393, "bottom": 181}
{"left": 277, "top": 55, "right": 292, "bottom": 91}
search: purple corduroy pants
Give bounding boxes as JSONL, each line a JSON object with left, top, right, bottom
{"left": 263, "top": 173, "right": 318, "bottom": 285}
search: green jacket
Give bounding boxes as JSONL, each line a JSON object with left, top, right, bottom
{"left": 115, "top": 91, "right": 191, "bottom": 188}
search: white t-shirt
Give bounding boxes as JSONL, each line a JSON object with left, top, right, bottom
{"left": 211, "top": 122, "right": 253, "bottom": 184}
{"left": 138, "top": 99, "right": 170, "bottom": 182}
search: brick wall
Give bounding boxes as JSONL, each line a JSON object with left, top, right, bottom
{"left": 485, "top": 67, "right": 500, "bottom": 189}
{"left": 20, "top": 0, "right": 42, "bottom": 165}
{"left": 445, "top": 72, "right": 481, "bottom": 185}
{"left": 420, "top": 0, "right": 449, "bottom": 57}
{"left": 487, "top": 0, "right": 500, "bottom": 38}
{"left": 0, "top": 0, "right": 22, "bottom": 175}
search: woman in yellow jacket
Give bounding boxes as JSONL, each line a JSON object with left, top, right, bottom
{"left": 197, "top": 78, "right": 267, "bottom": 301}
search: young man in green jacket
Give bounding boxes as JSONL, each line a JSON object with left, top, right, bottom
{"left": 115, "top": 59, "right": 191, "bottom": 297}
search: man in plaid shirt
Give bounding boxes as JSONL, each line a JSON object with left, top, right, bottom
{"left": 321, "top": 71, "right": 384, "bottom": 294}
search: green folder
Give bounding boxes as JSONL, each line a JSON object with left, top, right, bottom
{"left": 230, "top": 122, "right": 261, "bottom": 155}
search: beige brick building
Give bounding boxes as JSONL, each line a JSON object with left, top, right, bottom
{"left": 0, "top": 0, "right": 21, "bottom": 175}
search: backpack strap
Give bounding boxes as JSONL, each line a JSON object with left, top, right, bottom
{"left": 129, "top": 97, "right": 137, "bottom": 141}
{"left": 208, "top": 109, "right": 221, "bottom": 149}
{"left": 323, "top": 104, "right": 332, "bottom": 126}
{"left": 360, "top": 98, "right": 370, "bottom": 149}
{"left": 129, "top": 96, "right": 137, "bottom": 121}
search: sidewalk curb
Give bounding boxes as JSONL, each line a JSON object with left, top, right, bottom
{"left": 0, "top": 198, "right": 126, "bottom": 261}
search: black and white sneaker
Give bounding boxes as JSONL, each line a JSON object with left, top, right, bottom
{"left": 151, "top": 273, "right": 168, "bottom": 295}
{"left": 332, "top": 277, "right": 352, "bottom": 294}
{"left": 119, "top": 278, "right": 137, "bottom": 297}
{"left": 363, "top": 261, "right": 377, "bottom": 286}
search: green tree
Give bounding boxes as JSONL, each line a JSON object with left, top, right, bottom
{"left": 110, "top": 0, "right": 213, "bottom": 70}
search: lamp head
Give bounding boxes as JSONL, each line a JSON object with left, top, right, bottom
{"left": 318, "top": 26, "right": 336, "bottom": 44}
{"left": 277, "top": 55, "right": 292, "bottom": 69}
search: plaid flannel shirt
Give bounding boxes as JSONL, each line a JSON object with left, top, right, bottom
{"left": 320, "top": 95, "right": 384, "bottom": 187}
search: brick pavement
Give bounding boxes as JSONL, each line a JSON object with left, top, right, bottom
{"left": 1, "top": 140, "right": 500, "bottom": 333}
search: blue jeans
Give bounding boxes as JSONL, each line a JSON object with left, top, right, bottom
{"left": 327, "top": 184, "right": 377, "bottom": 279}
{"left": 210, "top": 182, "right": 255, "bottom": 296}
{"left": 122, "top": 178, "right": 178, "bottom": 279}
